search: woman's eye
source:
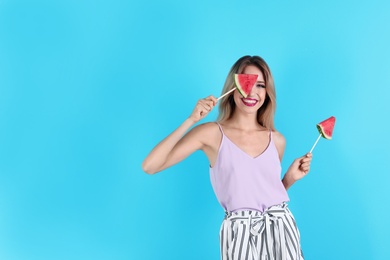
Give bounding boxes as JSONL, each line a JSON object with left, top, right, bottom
{"left": 257, "top": 84, "right": 266, "bottom": 88}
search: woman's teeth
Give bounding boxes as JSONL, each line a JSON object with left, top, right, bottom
{"left": 242, "top": 98, "right": 258, "bottom": 106}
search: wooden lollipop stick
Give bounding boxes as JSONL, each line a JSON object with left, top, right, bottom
{"left": 310, "top": 134, "right": 322, "bottom": 153}
{"left": 217, "top": 88, "right": 235, "bottom": 101}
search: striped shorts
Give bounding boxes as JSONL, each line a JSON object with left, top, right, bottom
{"left": 220, "top": 203, "right": 304, "bottom": 260}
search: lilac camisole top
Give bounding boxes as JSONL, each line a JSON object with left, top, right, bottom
{"left": 209, "top": 123, "right": 289, "bottom": 213}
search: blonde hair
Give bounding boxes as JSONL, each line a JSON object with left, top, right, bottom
{"left": 217, "top": 55, "right": 277, "bottom": 130}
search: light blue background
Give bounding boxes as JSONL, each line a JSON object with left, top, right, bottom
{"left": 1, "top": 0, "right": 389, "bottom": 259}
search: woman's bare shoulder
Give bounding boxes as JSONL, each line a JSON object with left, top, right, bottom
{"left": 272, "top": 130, "right": 286, "bottom": 160}
{"left": 191, "top": 122, "right": 221, "bottom": 146}
{"left": 272, "top": 131, "right": 286, "bottom": 144}
{"left": 192, "top": 122, "right": 221, "bottom": 135}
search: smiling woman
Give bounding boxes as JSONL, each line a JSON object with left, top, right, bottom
{"left": 142, "top": 55, "right": 312, "bottom": 260}
{"left": 1, "top": 0, "right": 390, "bottom": 259}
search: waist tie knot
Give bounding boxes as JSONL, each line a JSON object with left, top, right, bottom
{"left": 221, "top": 203, "right": 301, "bottom": 260}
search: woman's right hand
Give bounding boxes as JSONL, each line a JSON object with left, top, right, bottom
{"left": 188, "top": 95, "right": 218, "bottom": 123}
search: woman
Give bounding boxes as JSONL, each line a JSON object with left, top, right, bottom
{"left": 142, "top": 55, "right": 312, "bottom": 260}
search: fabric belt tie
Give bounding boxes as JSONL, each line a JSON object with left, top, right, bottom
{"left": 223, "top": 204, "right": 290, "bottom": 259}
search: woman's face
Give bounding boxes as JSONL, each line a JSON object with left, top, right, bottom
{"left": 233, "top": 65, "right": 267, "bottom": 114}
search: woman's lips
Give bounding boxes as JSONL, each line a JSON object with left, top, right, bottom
{"left": 241, "top": 98, "right": 258, "bottom": 107}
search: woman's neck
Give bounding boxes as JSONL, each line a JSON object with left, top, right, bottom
{"left": 226, "top": 112, "right": 262, "bottom": 130}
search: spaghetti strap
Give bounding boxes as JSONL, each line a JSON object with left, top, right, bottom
{"left": 216, "top": 122, "right": 225, "bottom": 135}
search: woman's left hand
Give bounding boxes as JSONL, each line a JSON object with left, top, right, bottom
{"left": 286, "top": 153, "right": 313, "bottom": 182}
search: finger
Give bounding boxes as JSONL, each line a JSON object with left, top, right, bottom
{"left": 299, "top": 153, "right": 312, "bottom": 161}
{"left": 300, "top": 167, "right": 310, "bottom": 175}
{"left": 203, "top": 100, "right": 215, "bottom": 110}
{"left": 295, "top": 156, "right": 308, "bottom": 166}
{"left": 197, "top": 100, "right": 210, "bottom": 110}
{"left": 204, "top": 96, "right": 218, "bottom": 106}
{"left": 209, "top": 95, "right": 218, "bottom": 105}
{"left": 205, "top": 98, "right": 216, "bottom": 107}
{"left": 204, "top": 99, "right": 217, "bottom": 111}
{"left": 194, "top": 106, "right": 205, "bottom": 117}
{"left": 296, "top": 154, "right": 308, "bottom": 163}
{"left": 196, "top": 101, "right": 209, "bottom": 111}
{"left": 199, "top": 101, "right": 212, "bottom": 112}
{"left": 300, "top": 165, "right": 310, "bottom": 172}
{"left": 302, "top": 166, "right": 309, "bottom": 173}
{"left": 198, "top": 105, "right": 212, "bottom": 119}
{"left": 301, "top": 157, "right": 312, "bottom": 164}
{"left": 300, "top": 161, "right": 311, "bottom": 169}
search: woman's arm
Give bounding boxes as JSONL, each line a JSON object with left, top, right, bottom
{"left": 272, "top": 131, "right": 312, "bottom": 190}
{"left": 142, "top": 96, "right": 217, "bottom": 174}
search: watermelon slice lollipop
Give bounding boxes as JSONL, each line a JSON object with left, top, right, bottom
{"left": 317, "top": 116, "right": 336, "bottom": 140}
{"left": 234, "top": 74, "right": 259, "bottom": 98}
{"left": 309, "top": 116, "right": 336, "bottom": 153}
{"left": 217, "top": 74, "right": 259, "bottom": 100}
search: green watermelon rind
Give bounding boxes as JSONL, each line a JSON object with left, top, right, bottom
{"left": 234, "top": 74, "right": 248, "bottom": 98}
{"left": 316, "top": 124, "right": 332, "bottom": 140}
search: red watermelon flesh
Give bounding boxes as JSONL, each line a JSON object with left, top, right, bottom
{"left": 234, "top": 74, "right": 259, "bottom": 98}
{"left": 317, "top": 116, "right": 336, "bottom": 140}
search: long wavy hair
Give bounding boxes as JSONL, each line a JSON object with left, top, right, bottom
{"left": 217, "top": 55, "right": 277, "bottom": 130}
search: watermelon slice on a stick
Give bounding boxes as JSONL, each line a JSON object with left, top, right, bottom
{"left": 217, "top": 74, "right": 259, "bottom": 100}
{"left": 309, "top": 116, "right": 336, "bottom": 153}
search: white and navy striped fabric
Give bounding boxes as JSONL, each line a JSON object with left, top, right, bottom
{"left": 220, "top": 203, "right": 303, "bottom": 260}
